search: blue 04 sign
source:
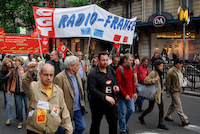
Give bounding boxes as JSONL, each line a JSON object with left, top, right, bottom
{"left": 153, "top": 15, "right": 166, "bottom": 27}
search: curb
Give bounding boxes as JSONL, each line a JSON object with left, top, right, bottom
{"left": 184, "top": 90, "right": 200, "bottom": 97}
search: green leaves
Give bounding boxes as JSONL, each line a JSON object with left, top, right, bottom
{"left": 68, "top": 0, "right": 101, "bottom": 7}
{"left": 0, "top": 0, "right": 101, "bottom": 33}
{"left": 0, "top": 0, "right": 47, "bottom": 33}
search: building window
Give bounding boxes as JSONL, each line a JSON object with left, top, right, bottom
{"left": 156, "top": 0, "right": 164, "bottom": 14}
{"left": 181, "top": 0, "right": 193, "bottom": 11}
{"left": 125, "top": 2, "right": 131, "bottom": 19}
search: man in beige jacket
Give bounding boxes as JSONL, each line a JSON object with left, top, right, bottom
{"left": 54, "top": 56, "right": 86, "bottom": 134}
{"left": 22, "top": 62, "right": 73, "bottom": 134}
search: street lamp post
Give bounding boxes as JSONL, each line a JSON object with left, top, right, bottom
{"left": 183, "top": 22, "right": 186, "bottom": 63}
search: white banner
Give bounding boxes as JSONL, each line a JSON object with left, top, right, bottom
{"left": 33, "top": 4, "right": 137, "bottom": 45}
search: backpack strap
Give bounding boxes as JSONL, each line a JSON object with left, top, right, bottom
{"left": 154, "top": 71, "right": 157, "bottom": 77}
{"left": 119, "top": 65, "right": 124, "bottom": 79}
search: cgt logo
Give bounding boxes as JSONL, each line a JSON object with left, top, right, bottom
{"left": 33, "top": 7, "right": 55, "bottom": 37}
{"left": 153, "top": 15, "right": 166, "bottom": 27}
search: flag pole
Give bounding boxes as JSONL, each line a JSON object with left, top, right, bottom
{"left": 67, "top": 48, "right": 74, "bottom": 56}
{"left": 86, "top": 4, "right": 96, "bottom": 61}
{"left": 86, "top": 36, "right": 91, "bottom": 60}
{"left": 33, "top": 13, "right": 44, "bottom": 63}
{"left": 36, "top": 29, "right": 44, "bottom": 62}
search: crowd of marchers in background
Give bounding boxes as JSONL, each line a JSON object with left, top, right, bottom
{"left": 0, "top": 49, "right": 191, "bottom": 134}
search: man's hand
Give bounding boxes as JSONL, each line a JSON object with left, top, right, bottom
{"left": 135, "top": 81, "right": 138, "bottom": 87}
{"left": 27, "top": 62, "right": 38, "bottom": 77}
{"left": 105, "top": 96, "right": 115, "bottom": 105}
{"left": 166, "top": 94, "right": 170, "bottom": 98}
{"left": 113, "top": 85, "right": 119, "bottom": 93}
{"left": 125, "top": 95, "right": 131, "bottom": 100}
{"left": 7, "top": 91, "right": 11, "bottom": 96}
{"left": 133, "top": 93, "right": 137, "bottom": 100}
{"left": 184, "top": 77, "right": 187, "bottom": 81}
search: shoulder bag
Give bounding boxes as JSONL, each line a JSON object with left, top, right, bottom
{"left": 10, "top": 70, "right": 16, "bottom": 92}
{"left": 139, "top": 71, "right": 158, "bottom": 101}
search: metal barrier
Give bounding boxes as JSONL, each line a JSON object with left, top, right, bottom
{"left": 185, "top": 64, "right": 200, "bottom": 91}
{"left": 163, "top": 63, "right": 200, "bottom": 91}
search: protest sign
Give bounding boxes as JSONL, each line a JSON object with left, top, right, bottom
{"left": 0, "top": 34, "right": 48, "bottom": 54}
{"left": 33, "top": 4, "right": 137, "bottom": 45}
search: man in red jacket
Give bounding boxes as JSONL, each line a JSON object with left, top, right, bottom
{"left": 115, "top": 53, "right": 137, "bottom": 134}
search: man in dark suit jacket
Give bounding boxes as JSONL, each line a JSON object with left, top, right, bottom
{"left": 47, "top": 50, "right": 64, "bottom": 76}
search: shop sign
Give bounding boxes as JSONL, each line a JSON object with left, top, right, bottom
{"left": 153, "top": 15, "right": 166, "bottom": 27}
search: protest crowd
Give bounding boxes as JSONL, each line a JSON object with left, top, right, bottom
{"left": 0, "top": 49, "right": 191, "bottom": 134}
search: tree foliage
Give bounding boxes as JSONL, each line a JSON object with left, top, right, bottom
{"left": 0, "top": 0, "right": 100, "bottom": 33}
{"left": 68, "top": 0, "right": 101, "bottom": 7}
{"left": 0, "top": 0, "right": 47, "bottom": 33}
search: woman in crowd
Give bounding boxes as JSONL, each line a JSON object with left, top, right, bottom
{"left": 1, "top": 58, "right": 15, "bottom": 125}
{"left": 138, "top": 59, "right": 169, "bottom": 130}
{"left": 7, "top": 56, "right": 28, "bottom": 129}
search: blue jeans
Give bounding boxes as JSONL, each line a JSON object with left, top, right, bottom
{"left": 55, "top": 126, "right": 65, "bottom": 134}
{"left": 118, "top": 98, "right": 135, "bottom": 132}
{"left": 73, "top": 110, "right": 85, "bottom": 134}
{"left": 5, "top": 92, "right": 13, "bottom": 120}
{"left": 15, "top": 92, "right": 28, "bottom": 122}
{"left": 135, "top": 83, "right": 144, "bottom": 111}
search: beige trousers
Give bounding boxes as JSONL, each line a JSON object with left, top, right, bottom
{"left": 165, "top": 89, "right": 188, "bottom": 122}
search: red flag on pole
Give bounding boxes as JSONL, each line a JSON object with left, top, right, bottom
{"left": 32, "top": 28, "right": 38, "bottom": 35}
{"left": 57, "top": 42, "right": 68, "bottom": 58}
{"left": 113, "top": 43, "right": 120, "bottom": 55}
{"left": 0, "top": 27, "right": 5, "bottom": 34}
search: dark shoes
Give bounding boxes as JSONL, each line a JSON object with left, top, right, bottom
{"left": 158, "top": 123, "right": 169, "bottom": 130}
{"left": 182, "top": 120, "right": 190, "bottom": 126}
{"left": 164, "top": 117, "right": 174, "bottom": 121}
{"left": 126, "top": 126, "right": 130, "bottom": 133}
{"left": 138, "top": 116, "right": 146, "bottom": 124}
{"left": 120, "top": 127, "right": 129, "bottom": 134}
{"left": 120, "top": 131, "right": 128, "bottom": 134}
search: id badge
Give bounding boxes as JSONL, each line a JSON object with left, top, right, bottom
{"left": 37, "top": 109, "right": 47, "bottom": 123}
{"left": 51, "top": 107, "right": 59, "bottom": 116}
{"left": 37, "top": 101, "right": 50, "bottom": 110}
{"left": 105, "top": 86, "right": 112, "bottom": 93}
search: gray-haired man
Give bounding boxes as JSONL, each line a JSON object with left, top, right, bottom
{"left": 54, "top": 56, "right": 86, "bottom": 134}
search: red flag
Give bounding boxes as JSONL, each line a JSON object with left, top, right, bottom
{"left": 113, "top": 43, "right": 120, "bottom": 55}
{"left": 32, "top": 28, "right": 38, "bottom": 35}
{"left": 47, "top": 0, "right": 53, "bottom": 7}
{"left": 57, "top": 42, "right": 68, "bottom": 58}
{"left": 0, "top": 27, "right": 5, "bottom": 34}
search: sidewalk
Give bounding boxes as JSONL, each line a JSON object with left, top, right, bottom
{"left": 184, "top": 88, "right": 200, "bottom": 97}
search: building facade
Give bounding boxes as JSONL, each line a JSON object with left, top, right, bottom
{"left": 99, "top": 0, "right": 200, "bottom": 62}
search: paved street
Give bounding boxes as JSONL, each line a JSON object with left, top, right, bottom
{"left": 0, "top": 90, "right": 200, "bottom": 134}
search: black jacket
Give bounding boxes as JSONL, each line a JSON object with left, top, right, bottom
{"left": 1, "top": 70, "right": 9, "bottom": 92}
{"left": 87, "top": 65, "right": 117, "bottom": 109}
{"left": 47, "top": 60, "right": 64, "bottom": 76}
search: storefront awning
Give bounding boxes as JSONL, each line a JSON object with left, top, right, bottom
{"left": 136, "top": 17, "right": 200, "bottom": 27}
